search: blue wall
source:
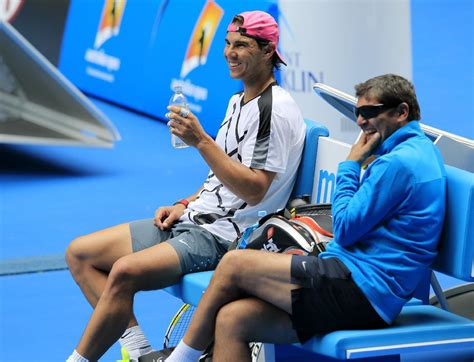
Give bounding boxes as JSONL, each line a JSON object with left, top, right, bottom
{"left": 411, "top": 0, "right": 474, "bottom": 139}
{"left": 58, "top": 0, "right": 276, "bottom": 138}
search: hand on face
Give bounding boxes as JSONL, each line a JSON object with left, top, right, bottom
{"left": 166, "top": 105, "right": 207, "bottom": 147}
{"left": 347, "top": 131, "right": 381, "bottom": 164}
{"left": 354, "top": 98, "right": 409, "bottom": 157}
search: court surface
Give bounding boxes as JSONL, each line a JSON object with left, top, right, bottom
{"left": 0, "top": 99, "right": 206, "bottom": 361}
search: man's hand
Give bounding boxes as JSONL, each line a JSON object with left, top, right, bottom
{"left": 166, "top": 106, "right": 211, "bottom": 148}
{"left": 153, "top": 204, "right": 186, "bottom": 230}
{"left": 347, "top": 132, "right": 381, "bottom": 164}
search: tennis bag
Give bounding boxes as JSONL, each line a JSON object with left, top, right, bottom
{"left": 230, "top": 203, "right": 333, "bottom": 256}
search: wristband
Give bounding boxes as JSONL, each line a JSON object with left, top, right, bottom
{"left": 173, "top": 199, "right": 189, "bottom": 208}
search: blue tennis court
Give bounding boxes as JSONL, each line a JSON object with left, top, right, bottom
{"left": 0, "top": 100, "right": 204, "bottom": 361}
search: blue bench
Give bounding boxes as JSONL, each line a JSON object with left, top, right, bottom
{"left": 165, "top": 123, "right": 474, "bottom": 361}
{"left": 164, "top": 119, "right": 328, "bottom": 301}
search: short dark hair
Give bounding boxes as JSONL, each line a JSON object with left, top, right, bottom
{"left": 355, "top": 74, "right": 421, "bottom": 121}
{"left": 230, "top": 15, "right": 281, "bottom": 70}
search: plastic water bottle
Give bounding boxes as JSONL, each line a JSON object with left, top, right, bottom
{"left": 169, "top": 86, "right": 189, "bottom": 149}
{"left": 238, "top": 210, "right": 268, "bottom": 249}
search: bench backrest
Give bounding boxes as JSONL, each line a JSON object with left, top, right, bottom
{"left": 433, "top": 165, "right": 474, "bottom": 282}
{"left": 291, "top": 119, "right": 329, "bottom": 200}
{"left": 290, "top": 121, "right": 473, "bottom": 284}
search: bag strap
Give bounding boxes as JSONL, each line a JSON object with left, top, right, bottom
{"left": 258, "top": 208, "right": 291, "bottom": 225}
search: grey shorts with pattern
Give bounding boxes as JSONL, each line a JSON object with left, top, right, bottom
{"left": 129, "top": 219, "right": 230, "bottom": 273}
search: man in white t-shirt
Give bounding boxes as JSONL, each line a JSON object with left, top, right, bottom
{"left": 66, "top": 10, "right": 305, "bottom": 362}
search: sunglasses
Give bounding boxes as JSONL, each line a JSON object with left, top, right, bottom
{"left": 354, "top": 104, "right": 396, "bottom": 119}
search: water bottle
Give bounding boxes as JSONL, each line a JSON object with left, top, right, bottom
{"left": 169, "top": 86, "right": 189, "bottom": 149}
{"left": 238, "top": 210, "right": 268, "bottom": 249}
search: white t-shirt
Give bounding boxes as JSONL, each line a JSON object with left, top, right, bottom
{"left": 180, "top": 83, "right": 305, "bottom": 241}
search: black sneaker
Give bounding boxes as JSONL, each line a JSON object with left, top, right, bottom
{"left": 138, "top": 348, "right": 174, "bottom": 362}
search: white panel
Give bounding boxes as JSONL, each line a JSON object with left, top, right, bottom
{"left": 312, "top": 137, "right": 351, "bottom": 204}
{"left": 279, "top": 0, "right": 412, "bottom": 143}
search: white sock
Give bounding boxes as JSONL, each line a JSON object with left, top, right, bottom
{"left": 167, "top": 340, "right": 204, "bottom": 362}
{"left": 66, "top": 349, "right": 88, "bottom": 362}
{"left": 119, "top": 326, "right": 154, "bottom": 360}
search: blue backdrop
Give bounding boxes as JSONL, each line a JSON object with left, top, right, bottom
{"left": 59, "top": 0, "right": 473, "bottom": 140}
{"left": 411, "top": 0, "right": 473, "bottom": 139}
{"left": 59, "top": 0, "right": 277, "bottom": 137}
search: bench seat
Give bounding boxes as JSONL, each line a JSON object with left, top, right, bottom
{"left": 298, "top": 305, "right": 474, "bottom": 359}
{"left": 165, "top": 271, "right": 474, "bottom": 359}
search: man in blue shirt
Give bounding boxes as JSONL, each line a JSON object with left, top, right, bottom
{"left": 160, "top": 74, "right": 447, "bottom": 362}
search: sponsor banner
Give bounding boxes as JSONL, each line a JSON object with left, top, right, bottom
{"left": 312, "top": 137, "right": 351, "bottom": 204}
{"left": 278, "top": 0, "right": 412, "bottom": 144}
{"left": 94, "top": 0, "right": 127, "bottom": 50}
{"left": 180, "top": 0, "right": 223, "bottom": 79}
{"left": 59, "top": 0, "right": 276, "bottom": 137}
{"left": 59, "top": 0, "right": 154, "bottom": 110}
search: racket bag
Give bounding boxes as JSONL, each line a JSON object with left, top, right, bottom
{"left": 231, "top": 204, "right": 333, "bottom": 256}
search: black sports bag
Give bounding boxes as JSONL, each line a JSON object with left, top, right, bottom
{"left": 230, "top": 204, "right": 333, "bottom": 256}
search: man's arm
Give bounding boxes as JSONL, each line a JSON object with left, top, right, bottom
{"left": 195, "top": 137, "right": 276, "bottom": 205}
{"left": 167, "top": 105, "right": 276, "bottom": 205}
{"left": 332, "top": 133, "right": 410, "bottom": 246}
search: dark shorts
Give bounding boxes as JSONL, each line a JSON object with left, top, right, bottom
{"left": 290, "top": 255, "right": 388, "bottom": 343}
{"left": 129, "top": 219, "right": 229, "bottom": 274}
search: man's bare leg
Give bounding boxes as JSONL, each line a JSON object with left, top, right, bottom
{"left": 182, "top": 250, "right": 300, "bottom": 351}
{"left": 66, "top": 223, "right": 141, "bottom": 327}
{"left": 214, "top": 297, "right": 299, "bottom": 361}
{"left": 74, "top": 242, "right": 182, "bottom": 361}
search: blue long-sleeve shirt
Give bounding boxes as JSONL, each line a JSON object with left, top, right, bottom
{"left": 321, "top": 121, "right": 446, "bottom": 323}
